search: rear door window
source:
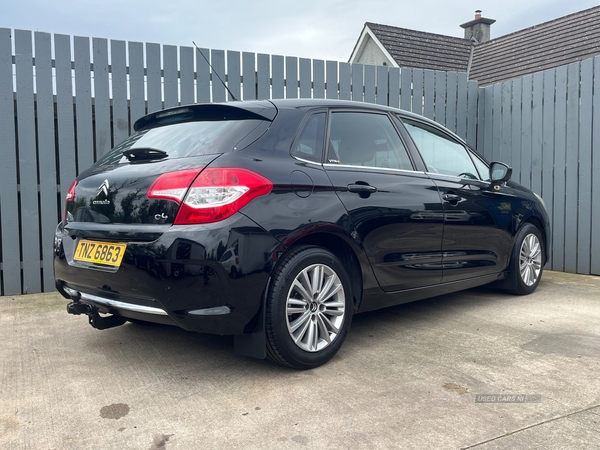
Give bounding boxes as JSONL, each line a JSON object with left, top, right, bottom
{"left": 291, "top": 113, "right": 326, "bottom": 163}
{"left": 327, "top": 112, "right": 414, "bottom": 171}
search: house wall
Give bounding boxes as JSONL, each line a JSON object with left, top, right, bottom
{"left": 353, "top": 36, "right": 395, "bottom": 67}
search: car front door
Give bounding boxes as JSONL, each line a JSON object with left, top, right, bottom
{"left": 323, "top": 110, "right": 445, "bottom": 292}
{"left": 401, "top": 118, "right": 513, "bottom": 282}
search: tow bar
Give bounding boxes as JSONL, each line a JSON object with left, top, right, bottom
{"left": 66, "top": 290, "right": 126, "bottom": 330}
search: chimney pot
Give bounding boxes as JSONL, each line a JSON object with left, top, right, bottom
{"left": 460, "top": 10, "right": 496, "bottom": 43}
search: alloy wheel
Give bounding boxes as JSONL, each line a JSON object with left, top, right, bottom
{"left": 519, "top": 233, "right": 542, "bottom": 286}
{"left": 285, "top": 263, "right": 345, "bottom": 352}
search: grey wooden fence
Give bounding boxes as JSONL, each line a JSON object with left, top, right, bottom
{"left": 0, "top": 28, "right": 478, "bottom": 295}
{"left": 477, "top": 57, "right": 600, "bottom": 276}
{"left": 1, "top": 27, "right": 598, "bottom": 296}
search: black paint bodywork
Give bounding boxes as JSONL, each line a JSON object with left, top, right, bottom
{"left": 54, "top": 99, "right": 550, "bottom": 356}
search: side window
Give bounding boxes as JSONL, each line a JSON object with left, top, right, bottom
{"left": 328, "top": 112, "right": 413, "bottom": 170}
{"left": 470, "top": 152, "right": 490, "bottom": 181}
{"left": 403, "top": 119, "right": 480, "bottom": 179}
{"left": 291, "top": 113, "right": 326, "bottom": 163}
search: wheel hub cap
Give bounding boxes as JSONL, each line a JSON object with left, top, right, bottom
{"left": 519, "top": 233, "right": 542, "bottom": 287}
{"left": 285, "top": 263, "right": 345, "bottom": 352}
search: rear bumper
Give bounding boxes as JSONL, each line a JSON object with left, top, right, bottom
{"left": 54, "top": 213, "right": 281, "bottom": 335}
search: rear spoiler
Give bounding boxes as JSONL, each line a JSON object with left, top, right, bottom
{"left": 133, "top": 101, "right": 278, "bottom": 132}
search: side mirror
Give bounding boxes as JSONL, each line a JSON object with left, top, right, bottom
{"left": 489, "top": 162, "right": 512, "bottom": 189}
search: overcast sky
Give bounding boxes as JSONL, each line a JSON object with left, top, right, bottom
{"left": 3, "top": 0, "right": 599, "bottom": 61}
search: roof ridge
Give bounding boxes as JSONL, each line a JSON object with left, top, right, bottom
{"left": 365, "top": 22, "right": 470, "bottom": 43}
{"left": 478, "top": 5, "right": 600, "bottom": 47}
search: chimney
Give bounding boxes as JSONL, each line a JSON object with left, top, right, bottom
{"left": 460, "top": 10, "right": 496, "bottom": 43}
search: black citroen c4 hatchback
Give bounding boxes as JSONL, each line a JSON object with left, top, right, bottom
{"left": 54, "top": 99, "right": 550, "bottom": 369}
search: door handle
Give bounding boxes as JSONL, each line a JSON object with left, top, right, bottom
{"left": 442, "top": 193, "right": 463, "bottom": 204}
{"left": 347, "top": 184, "right": 378, "bottom": 194}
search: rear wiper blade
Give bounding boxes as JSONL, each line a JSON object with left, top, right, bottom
{"left": 122, "top": 147, "right": 168, "bottom": 161}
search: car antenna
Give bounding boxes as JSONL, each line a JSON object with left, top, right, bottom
{"left": 192, "top": 41, "right": 238, "bottom": 102}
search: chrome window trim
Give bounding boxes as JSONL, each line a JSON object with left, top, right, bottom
{"left": 323, "top": 163, "right": 424, "bottom": 175}
{"left": 293, "top": 156, "right": 324, "bottom": 166}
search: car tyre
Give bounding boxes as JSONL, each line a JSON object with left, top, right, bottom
{"left": 505, "top": 223, "right": 544, "bottom": 295}
{"left": 265, "top": 245, "right": 353, "bottom": 369}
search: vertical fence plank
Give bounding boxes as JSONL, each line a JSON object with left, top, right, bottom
{"left": 577, "top": 58, "right": 593, "bottom": 274}
{"left": 313, "top": 59, "right": 325, "bottom": 99}
{"left": 339, "top": 62, "right": 352, "bottom": 101}
{"left": 351, "top": 63, "right": 363, "bottom": 102}
{"left": 510, "top": 78, "right": 522, "bottom": 186}
{"left": 226, "top": 50, "right": 241, "bottom": 101}
{"left": 446, "top": 71, "right": 457, "bottom": 133}
{"left": 388, "top": 67, "right": 399, "bottom": 108}
{"left": 271, "top": 55, "right": 284, "bottom": 99}
{"left": 376, "top": 65, "right": 388, "bottom": 105}
{"left": 211, "top": 49, "right": 226, "bottom": 102}
{"left": 0, "top": 29, "right": 22, "bottom": 294}
{"left": 196, "top": 47, "right": 211, "bottom": 103}
{"left": 163, "top": 45, "right": 178, "bottom": 107}
{"left": 54, "top": 34, "right": 77, "bottom": 212}
{"left": 456, "top": 73, "right": 467, "bottom": 140}
{"left": 491, "top": 83, "right": 502, "bottom": 164}
{"left": 364, "top": 65, "right": 376, "bottom": 104}
{"left": 299, "top": 58, "right": 311, "bottom": 98}
{"left": 592, "top": 56, "right": 600, "bottom": 275}
{"left": 434, "top": 70, "right": 446, "bottom": 126}
{"left": 180, "top": 46, "right": 195, "bottom": 104}
{"left": 128, "top": 42, "right": 146, "bottom": 124}
{"left": 242, "top": 52, "right": 256, "bottom": 101}
{"left": 482, "top": 86, "right": 493, "bottom": 161}
{"left": 466, "top": 80, "right": 478, "bottom": 148}
{"left": 74, "top": 36, "right": 94, "bottom": 172}
{"left": 15, "top": 29, "right": 41, "bottom": 293}
{"left": 500, "top": 81, "right": 512, "bottom": 166}
{"left": 411, "top": 69, "right": 424, "bottom": 115}
{"left": 93, "top": 38, "right": 111, "bottom": 158}
{"left": 111, "top": 40, "right": 128, "bottom": 144}
{"left": 564, "top": 62, "right": 580, "bottom": 273}
{"left": 34, "top": 31, "right": 58, "bottom": 292}
{"left": 475, "top": 86, "right": 486, "bottom": 154}
{"left": 400, "top": 68, "right": 411, "bottom": 111}
{"left": 146, "top": 43, "right": 162, "bottom": 112}
{"left": 423, "top": 69, "right": 434, "bottom": 119}
{"left": 531, "top": 72, "right": 544, "bottom": 195}
{"left": 257, "top": 53, "right": 270, "bottom": 100}
{"left": 326, "top": 60, "right": 338, "bottom": 100}
{"left": 553, "top": 65, "right": 567, "bottom": 271}
{"left": 286, "top": 56, "right": 298, "bottom": 99}
{"left": 520, "top": 75, "right": 533, "bottom": 188}
{"left": 541, "top": 69, "right": 555, "bottom": 266}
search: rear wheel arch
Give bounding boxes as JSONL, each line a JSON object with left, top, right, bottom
{"left": 279, "top": 232, "right": 363, "bottom": 312}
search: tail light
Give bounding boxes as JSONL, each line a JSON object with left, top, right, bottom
{"left": 148, "top": 168, "right": 272, "bottom": 224}
{"left": 63, "top": 179, "right": 78, "bottom": 220}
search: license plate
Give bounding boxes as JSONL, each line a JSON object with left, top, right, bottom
{"left": 74, "top": 240, "right": 126, "bottom": 267}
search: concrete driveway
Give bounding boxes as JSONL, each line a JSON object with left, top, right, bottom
{"left": 1, "top": 271, "right": 599, "bottom": 449}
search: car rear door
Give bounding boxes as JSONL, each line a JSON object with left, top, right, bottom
{"left": 323, "top": 109, "right": 445, "bottom": 292}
